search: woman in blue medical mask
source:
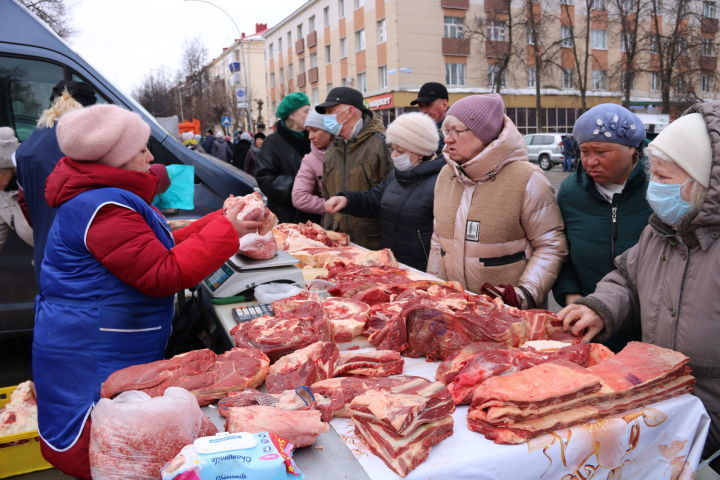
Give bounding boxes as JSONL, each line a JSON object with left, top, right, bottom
{"left": 324, "top": 112, "right": 443, "bottom": 271}
{"left": 558, "top": 106, "right": 719, "bottom": 471}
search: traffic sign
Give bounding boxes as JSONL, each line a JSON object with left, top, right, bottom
{"left": 237, "top": 102, "right": 248, "bottom": 109}
{"left": 221, "top": 116, "right": 232, "bottom": 127}
{"left": 236, "top": 88, "right": 246, "bottom": 99}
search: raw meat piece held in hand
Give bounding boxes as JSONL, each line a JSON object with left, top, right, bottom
{"left": 225, "top": 192, "right": 278, "bottom": 235}
{"left": 238, "top": 232, "right": 278, "bottom": 260}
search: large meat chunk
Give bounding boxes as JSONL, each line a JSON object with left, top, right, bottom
{"left": 0, "top": 381, "right": 38, "bottom": 436}
{"left": 291, "top": 246, "right": 397, "bottom": 269}
{"left": 334, "top": 350, "right": 404, "bottom": 377}
{"left": 218, "top": 388, "right": 331, "bottom": 421}
{"left": 273, "top": 221, "right": 349, "bottom": 250}
{"left": 265, "top": 342, "right": 340, "bottom": 394}
{"left": 323, "top": 297, "right": 370, "bottom": 342}
{"left": 225, "top": 192, "right": 278, "bottom": 235}
{"left": 230, "top": 300, "right": 329, "bottom": 361}
{"left": 225, "top": 405, "right": 328, "bottom": 447}
{"left": 101, "top": 348, "right": 269, "bottom": 406}
{"left": 238, "top": 232, "right": 277, "bottom": 260}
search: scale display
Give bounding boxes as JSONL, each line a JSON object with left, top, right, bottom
{"left": 205, "top": 264, "right": 234, "bottom": 292}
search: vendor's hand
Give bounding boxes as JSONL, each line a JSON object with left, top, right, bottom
{"left": 325, "top": 196, "right": 348, "bottom": 213}
{"left": 224, "top": 202, "right": 262, "bottom": 238}
{"left": 558, "top": 304, "right": 605, "bottom": 343}
{"left": 565, "top": 293, "right": 582, "bottom": 306}
{"left": 223, "top": 194, "right": 243, "bottom": 211}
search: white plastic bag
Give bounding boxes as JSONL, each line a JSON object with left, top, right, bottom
{"left": 89, "top": 387, "right": 217, "bottom": 480}
{"left": 254, "top": 282, "right": 304, "bottom": 304}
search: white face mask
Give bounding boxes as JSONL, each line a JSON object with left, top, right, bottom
{"left": 349, "top": 119, "right": 363, "bottom": 139}
{"left": 392, "top": 152, "right": 414, "bottom": 171}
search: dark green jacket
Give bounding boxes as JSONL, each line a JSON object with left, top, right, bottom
{"left": 322, "top": 110, "right": 393, "bottom": 250}
{"left": 552, "top": 160, "right": 652, "bottom": 306}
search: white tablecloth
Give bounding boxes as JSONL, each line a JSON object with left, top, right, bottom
{"left": 331, "top": 356, "right": 710, "bottom": 480}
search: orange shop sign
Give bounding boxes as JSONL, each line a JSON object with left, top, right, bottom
{"left": 366, "top": 93, "right": 394, "bottom": 110}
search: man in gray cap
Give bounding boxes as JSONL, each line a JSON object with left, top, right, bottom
{"left": 315, "top": 87, "right": 392, "bottom": 250}
{"left": 411, "top": 82, "right": 449, "bottom": 157}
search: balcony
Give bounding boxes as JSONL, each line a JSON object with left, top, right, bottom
{"left": 700, "top": 55, "right": 718, "bottom": 71}
{"left": 485, "top": 40, "right": 509, "bottom": 58}
{"left": 702, "top": 17, "right": 719, "bottom": 34}
{"left": 295, "top": 38, "right": 305, "bottom": 55}
{"left": 307, "top": 31, "right": 318, "bottom": 48}
{"left": 297, "top": 72, "right": 307, "bottom": 88}
{"left": 484, "top": 0, "right": 508, "bottom": 12}
{"left": 308, "top": 66, "right": 319, "bottom": 84}
{"left": 441, "top": 0, "right": 469, "bottom": 9}
{"left": 442, "top": 37, "right": 470, "bottom": 56}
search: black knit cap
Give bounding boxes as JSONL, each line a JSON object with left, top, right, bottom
{"left": 50, "top": 80, "right": 97, "bottom": 107}
{"left": 410, "top": 82, "right": 449, "bottom": 105}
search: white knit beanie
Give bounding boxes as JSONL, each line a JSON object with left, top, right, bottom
{"left": 648, "top": 113, "right": 713, "bottom": 187}
{"left": 0, "top": 127, "right": 19, "bottom": 169}
{"left": 385, "top": 112, "right": 440, "bottom": 157}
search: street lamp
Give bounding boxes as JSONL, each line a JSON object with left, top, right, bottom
{"left": 184, "top": 0, "right": 253, "bottom": 131}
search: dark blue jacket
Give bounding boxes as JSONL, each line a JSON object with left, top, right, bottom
{"left": 14, "top": 125, "right": 64, "bottom": 284}
{"left": 340, "top": 157, "right": 444, "bottom": 271}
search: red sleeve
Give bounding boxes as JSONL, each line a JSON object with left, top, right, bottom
{"left": 86, "top": 205, "right": 239, "bottom": 297}
{"left": 172, "top": 209, "right": 223, "bottom": 244}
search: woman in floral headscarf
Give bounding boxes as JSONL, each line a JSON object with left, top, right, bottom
{"left": 551, "top": 103, "right": 651, "bottom": 352}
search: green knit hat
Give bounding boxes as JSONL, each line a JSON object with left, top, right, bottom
{"left": 276, "top": 92, "right": 310, "bottom": 120}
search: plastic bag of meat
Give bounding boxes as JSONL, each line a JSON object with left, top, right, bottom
{"left": 89, "top": 387, "right": 217, "bottom": 480}
{"left": 0, "top": 380, "right": 38, "bottom": 436}
{"left": 224, "top": 192, "right": 278, "bottom": 235}
{"left": 238, "top": 231, "right": 278, "bottom": 260}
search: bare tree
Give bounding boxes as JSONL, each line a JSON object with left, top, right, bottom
{"left": 132, "top": 68, "right": 179, "bottom": 118}
{"left": 466, "top": 0, "right": 517, "bottom": 93}
{"left": 19, "top": 0, "right": 74, "bottom": 38}
{"left": 608, "top": 0, "right": 650, "bottom": 107}
{"left": 559, "top": 0, "right": 594, "bottom": 111}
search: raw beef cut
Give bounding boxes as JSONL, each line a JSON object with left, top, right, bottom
{"left": 436, "top": 342, "right": 614, "bottom": 405}
{"left": 290, "top": 246, "right": 398, "bottom": 269}
{"left": 225, "top": 405, "right": 328, "bottom": 447}
{"left": 0, "top": 380, "right": 38, "bottom": 436}
{"left": 230, "top": 300, "right": 329, "bottom": 361}
{"left": 225, "top": 192, "right": 278, "bottom": 235}
{"left": 349, "top": 381, "right": 455, "bottom": 477}
{"left": 101, "top": 348, "right": 270, "bottom": 406}
{"left": 323, "top": 297, "right": 370, "bottom": 342}
{"left": 238, "top": 231, "right": 277, "bottom": 260}
{"left": 468, "top": 342, "right": 694, "bottom": 444}
{"left": 218, "top": 388, "right": 332, "bottom": 421}
{"left": 272, "top": 221, "right": 349, "bottom": 250}
{"left": 334, "top": 350, "right": 404, "bottom": 377}
{"left": 364, "top": 301, "right": 407, "bottom": 337}
{"left": 265, "top": 342, "right": 340, "bottom": 394}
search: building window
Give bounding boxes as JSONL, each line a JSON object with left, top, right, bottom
{"left": 355, "top": 29, "right": 366, "bottom": 51}
{"left": 676, "top": 76, "right": 685, "bottom": 91}
{"left": 340, "top": 37, "right": 347, "bottom": 57}
{"left": 354, "top": 0, "right": 364, "bottom": 8}
{"left": 591, "top": 0, "right": 605, "bottom": 9}
{"left": 528, "top": 66, "right": 536, "bottom": 87}
{"left": 325, "top": 45, "right": 331, "bottom": 63}
{"left": 279, "top": 68, "right": 285, "bottom": 83}
{"left": 651, "top": 72, "right": 659, "bottom": 91}
{"left": 701, "top": 74, "right": 713, "bottom": 92}
{"left": 702, "top": 38, "right": 715, "bottom": 57}
{"left": 312, "top": 87, "right": 320, "bottom": 104}
{"left": 445, "top": 62, "right": 465, "bottom": 85}
{"left": 591, "top": 70, "right": 607, "bottom": 90}
{"left": 649, "top": 35, "right": 659, "bottom": 53}
{"left": 527, "top": 29, "right": 536, "bottom": 45}
{"left": 357, "top": 72, "right": 367, "bottom": 92}
{"left": 444, "top": 16, "right": 464, "bottom": 39}
{"left": 377, "top": 19, "right": 387, "bottom": 43}
{"left": 269, "top": 43, "right": 274, "bottom": 57}
{"left": 704, "top": 1, "right": 717, "bottom": 18}
{"left": 299, "top": 58, "right": 305, "bottom": 73}
{"left": 561, "top": 25, "right": 573, "bottom": 47}
{"left": 487, "top": 64, "right": 506, "bottom": 87}
{"left": 310, "top": 52, "right": 318, "bottom": 68}
{"left": 323, "top": 7, "right": 330, "bottom": 27}
{"left": 560, "top": 0, "right": 573, "bottom": 4}
{"left": 591, "top": 29, "right": 607, "bottom": 49}
{"left": 327, "top": 82, "right": 333, "bottom": 93}
{"left": 278, "top": 38, "right": 283, "bottom": 52}
{"left": 620, "top": 32, "right": 635, "bottom": 52}
{"left": 338, "top": 0, "right": 345, "bottom": 18}
{"left": 487, "top": 20, "right": 506, "bottom": 41}
{"left": 378, "top": 65, "right": 387, "bottom": 88}
{"left": 621, "top": 0, "right": 636, "bottom": 10}
{"left": 562, "top": 68, "right": 574, "bottom": 88}
{"left": 288, "top": 63, "right": 294, "bottom": 77}
{"left": 309, "top": 16, "right": 315, "bottom": 32}
{"left": 620, "top": 71, "right": 632, "bottom": 90}
{"left": 270, "top": 72, "right": 276, "bottom": 86}
{"left": 297, "top": 24, "right": 303, "bottom": 38}
{"left": 287, "top": 31, "right": 292, "bottom": 47}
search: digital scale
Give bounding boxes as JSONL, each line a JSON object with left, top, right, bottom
{"left": 201, "top": 249, "right": 305, "bottom": 298}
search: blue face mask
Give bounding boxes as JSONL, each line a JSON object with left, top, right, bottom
{"left": 646, "top": 181, "right": 692, "bottom": 225}
{"left": 322, "top": 114, "right": 342, "bottom": 136}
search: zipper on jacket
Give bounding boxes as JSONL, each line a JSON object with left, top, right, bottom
{"left": 417, "top": 229, "right": 429, "bottom": 260}
{"left": 610, "top": 194, "right": 620, "bottom": 259}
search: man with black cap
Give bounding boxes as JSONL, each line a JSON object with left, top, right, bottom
{"left": 410, "top": 82, "right": 449, "bottom": 156}
{"left": 315, "top": 87, "right": 392, "bottom": 250}
{"left": 14, "top": 80, "right": 97, "bottom": 283}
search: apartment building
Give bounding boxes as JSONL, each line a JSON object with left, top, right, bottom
{"left": 206, "top": 24, "right": 270, "bottom": 132}
{"left": 262, "top": 0, "right": 720, "bottom": 132}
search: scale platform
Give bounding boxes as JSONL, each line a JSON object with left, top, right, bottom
{"left": 202, "top": 249, "right": 305, "bottom": 298}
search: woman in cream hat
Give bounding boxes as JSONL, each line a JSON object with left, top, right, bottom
{"left": 324, "top": 112, "right": 444, "bottom": 271}
{"left": 560, "top": 103, "right": 720, "bottom": 471}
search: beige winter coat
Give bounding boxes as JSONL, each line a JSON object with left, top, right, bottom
{"left": 427, "top": 115, "right": 567, "bottom": 307}
{"left": 578, "top": 102, "right": 720, "bottom": 427}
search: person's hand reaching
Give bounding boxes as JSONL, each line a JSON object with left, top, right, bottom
{"left": 557, "top": 304, "right": 605, "bottom": 343}
{"left": 325, "top": 196, "right": 348, "bottom": 213}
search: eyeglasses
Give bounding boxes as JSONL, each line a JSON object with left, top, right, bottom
{"left": 440, "top": 127, "right": 471, "bottom": 139}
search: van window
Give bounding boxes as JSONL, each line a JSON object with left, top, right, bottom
{"left": 0, "top": 55, "right": 64, "bottom": 141}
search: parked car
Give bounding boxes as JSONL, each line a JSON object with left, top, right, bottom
{"left": 0, "top": 0, "right": 257, "bottom": 335}
{"left": 524, "top": 133, "right": 568, "bottom": 171}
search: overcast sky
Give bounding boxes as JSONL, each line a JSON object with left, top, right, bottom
{"left": 67, "top": 0, "right": 305, "bottom": 95}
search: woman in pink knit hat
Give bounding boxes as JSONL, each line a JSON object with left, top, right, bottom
{"left": 427, "top": 93, "right": 567, "bottom": 308}
{"left": 32, "top": 104, "right": 262, "bottom": 479}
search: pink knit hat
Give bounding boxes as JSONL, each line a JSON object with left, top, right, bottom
{"left": 56, "top": 104, "right": 151, "bottom": 168}
{"left": 446, "top": 94, "right": 505, "bottom": 144}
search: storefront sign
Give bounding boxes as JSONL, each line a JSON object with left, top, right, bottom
{"left": 367, "top": 93, "right": 394, "bottom": 110}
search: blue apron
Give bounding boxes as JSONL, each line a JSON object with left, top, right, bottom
{"left": 32, "top": 187, "right": 175, "bottom": 451}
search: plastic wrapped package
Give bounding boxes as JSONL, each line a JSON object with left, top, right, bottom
{"left": 254, "top": 283, "right": 304, "bottom": 304}
{"left": 161, "top": 432, "right": 304, "bottom": 480}
{"left": 239, "top": 232, "right": 278, "bottom": 260}
{"left": 89, "top": 387, "right": 217, "bottom": 480}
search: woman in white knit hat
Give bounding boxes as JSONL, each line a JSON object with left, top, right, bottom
{"left": 324, "top": 112, "right": 443, "bottom": 270}
{"left": 560, "top": 104, "right": 720, "bottom": 471}
{"left": 0, "top": 127, "right": 33, "bottom": 252}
